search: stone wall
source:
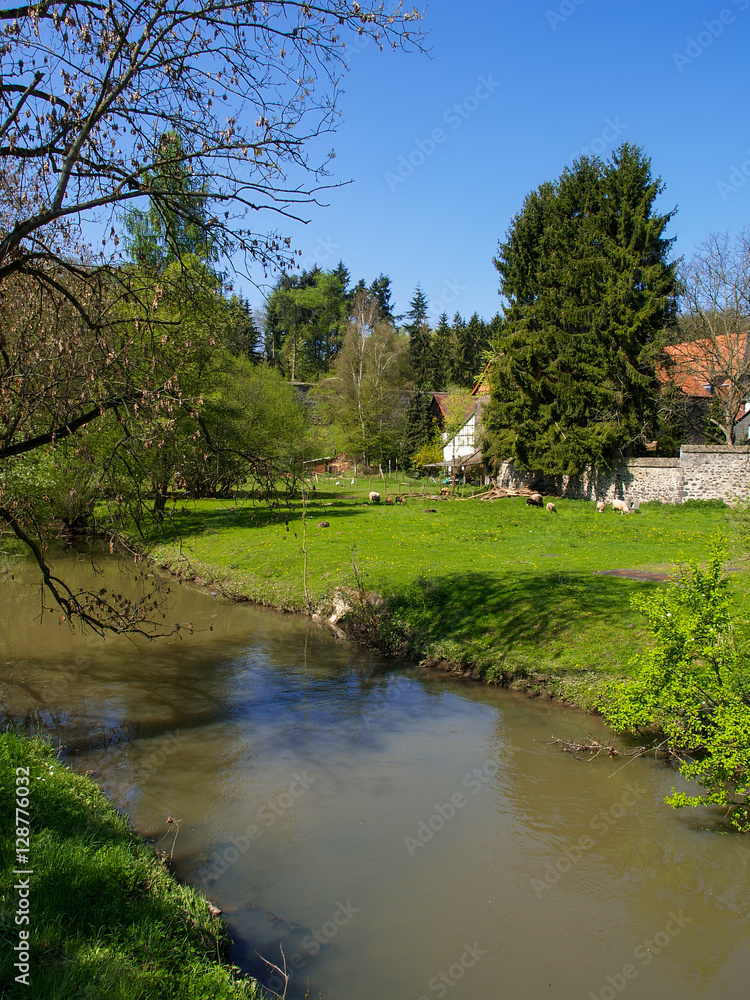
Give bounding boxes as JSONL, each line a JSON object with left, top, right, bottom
{"left": 496, "top": 445, "right": 750, "bottom": 505}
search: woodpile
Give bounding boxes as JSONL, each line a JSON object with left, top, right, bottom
{"left": 463, "top": 485, "right": 548, "bottom": 502}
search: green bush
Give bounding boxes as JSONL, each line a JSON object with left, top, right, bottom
{"left": 598, "top": 542, "right": 750, "bottom": 830}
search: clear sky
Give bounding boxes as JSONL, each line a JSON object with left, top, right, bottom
{"left": 239, "top": 0, "right": 750, "bottom": 325}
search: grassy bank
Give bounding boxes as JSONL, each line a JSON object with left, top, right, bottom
{"left": 144, "top": 480, "right": 746, "bottom": 706}
{"left": 0, "top": 732, "right": 262, "bottom": 1000}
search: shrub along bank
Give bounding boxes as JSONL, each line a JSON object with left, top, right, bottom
{"left": 0, "top": 732, "right": 262, "bottom": 1000}
{"left": 144, "top": 485, "right": 743, "bottom": 708}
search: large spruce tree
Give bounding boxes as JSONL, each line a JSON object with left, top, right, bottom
{"left": 483, "top": 143, "right": 678, "bottom": 476}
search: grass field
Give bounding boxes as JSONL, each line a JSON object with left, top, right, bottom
{"left": 0, "top": 732, "right": 262, "bottom": 1000}
{"left": 144, "top": 477, "right": 748, "bottom": 705}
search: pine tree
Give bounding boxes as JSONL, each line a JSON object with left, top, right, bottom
{"left": 369, "top": 273, "right": 395, "bottom": 322}
{"left": 431, "top": 312, "right": 453, "bottom": 390}
{"left": 483, "top": 143, "right": 678, "bottom": 476}
{"left": 402, "top": 391, "right": 438, "bottom": 463}
{"left": 449, "top": 312, "right": 466, "bottom": 385}
{"left": 332, "top": 260, "right": 350, "bottom": 294}
{"left": 454, "top": 312, "right": 486, "bottom": 388}
{"left": 406, "top": 285, "right": 433, "bottom": 389}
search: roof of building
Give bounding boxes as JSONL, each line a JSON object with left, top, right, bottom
{"left": 660, "top": 332, "right": 750, "bottom": 398}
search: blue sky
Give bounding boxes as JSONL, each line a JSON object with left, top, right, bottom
{"left": 240, "top": 0, "right": 750, "bottom": 324}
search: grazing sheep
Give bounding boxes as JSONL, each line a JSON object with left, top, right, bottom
{"left": 546, "top": 502, "right": 557, "bottom": 513}
{"left": 526, "top": 492, "right": 544, "bottom": 507}
{"left": 611, "top": 498, "right": 631, "bottom": 514}
{"left": 394, "top": 496, "right": 406, "bottom": 504}
{"left": 317, "top": 521, "right": 330, "bottom": 528}
{"left": 383, "top": 497, "right": 394, "bottom": 505}
{"left": 596, "top": 500, "right": 606, "bottom": 513}
{"left": 423, "top": 508, "right": 438, "bottom": 513}
{"left": 369, "top": 491, "right": 381, "bottom": 503}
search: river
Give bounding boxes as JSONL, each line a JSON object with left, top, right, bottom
{"left": 1, "top": 550, "right": 748, "bottom": 999}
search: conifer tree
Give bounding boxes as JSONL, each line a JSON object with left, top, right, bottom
{"left": 454, "top": 312, "right": 487, "bottom": 388}
{"left": 450, "top": 312, "right": 466, "bottom": 385}
{"left": 406, "top": 285, "right": 433, "bottom": 389}
{"left": 432, "top": 312, "right": 453, "bottom": 391}
{"left": 369, "top": 274, "right": 395, "bottom": 322}
{"left": 483, "top": 143, "right": 678, "bottom": 476}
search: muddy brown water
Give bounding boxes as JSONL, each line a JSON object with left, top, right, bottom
{"left": 1, "top": 551, "right": 748, "bottom": 999}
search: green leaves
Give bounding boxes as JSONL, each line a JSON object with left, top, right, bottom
{"left": 599, "top": 541, "right": 750, "bottom": 831}
{"left": 485, "top": 143, "right": 679, "bottom": 476}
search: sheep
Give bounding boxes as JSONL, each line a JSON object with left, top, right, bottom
{"left": 611, "top": 498, "right": 631, "bottom": 514}
{"left": 317, "top": 521, "right": 330, "bottom": 528}
{"left": 546, "top": 502, "right": 557, "bottom": 513}
{"left": 369, "top": 491, "right": 381, "bottom": 503}
{"left": 525, "top": 492, "right": 544, "bottom": 507}
{"left": 596, "top": 500, "right": 606, "bottom": 513}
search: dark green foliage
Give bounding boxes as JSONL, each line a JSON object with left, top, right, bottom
{"left": 369, "top": 273, "right": 395, "bottom": 322}
{"left": 264, "top": 268, "right": 349, "bottom": 380}
{"left": 406, "top": 285, "right": 433, "bottom": 389}
{"left": 402, "top": 391, "right": 439, "bottom": 463}
{"left": 454, "top": 312, "right": 489, "bottom": 389}
{"left": 222, "top": 294, "right": 263, "bottom": 360}
{"left": 332, "top": 259, "right": 351, "bottom": 293}
{"left": 431, "top": 312, "right": 453, "bottom": 390}
{"left": 484, "top": 143, "right": 679, "bottom": 476}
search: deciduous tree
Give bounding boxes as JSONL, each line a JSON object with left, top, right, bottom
{"left": 0, "top": 1, "right": 424, "bottom": 628}
{"left": 661, "top": 230, "right": 750, "bottom": 445}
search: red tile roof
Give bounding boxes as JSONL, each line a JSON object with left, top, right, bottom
{"left": 660, "top": 333, "right": 750, "bottom": 398}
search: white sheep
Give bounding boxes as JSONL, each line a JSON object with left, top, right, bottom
{"left": 596, "top": 500, "right": 606, "bottom": 513}
{"left": 546, "top": 502, "right": 557, "bottom": 513}
{"left": 611, "top": 498, "right": 631, "bottom": 514}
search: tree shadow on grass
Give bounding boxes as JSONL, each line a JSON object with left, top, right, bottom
{"left": 383, "top": 568, "right": 659, "bottom": 662}
{"left": 150, "top": 496, "right": 369, "bottom": 545}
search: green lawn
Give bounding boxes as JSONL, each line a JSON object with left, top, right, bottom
{"left": 0, "top": 732, "right": 262, "bottom": 1000}
{"left": 144, "top": 479, "right": 748, "bottom": 706}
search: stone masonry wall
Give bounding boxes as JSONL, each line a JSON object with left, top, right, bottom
{"left": 496, "top": 445, "right": 750, "bottom": 505}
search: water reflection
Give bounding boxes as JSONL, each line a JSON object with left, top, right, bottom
{"left": 1, "top": 554, "right": 749, "bottom": 999}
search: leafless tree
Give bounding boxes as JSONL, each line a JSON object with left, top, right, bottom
{"left": 317, "top": 289, "right": 407, "bottom": 465}
{"left": 662, "top": 230, "right": 750, "bottom": 445}
{"left": 0, "top": 1, "right": 425, "bottom": 629}
{"left": 0, "top": 1, "right": 424, "bottom": 281}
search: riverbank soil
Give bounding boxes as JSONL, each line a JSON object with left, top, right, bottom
{"left": 142, "top": 486, "right": 745, "bottom": 706}
{"left": 0, "top": 732, "right": 262, "bottom": 1000}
